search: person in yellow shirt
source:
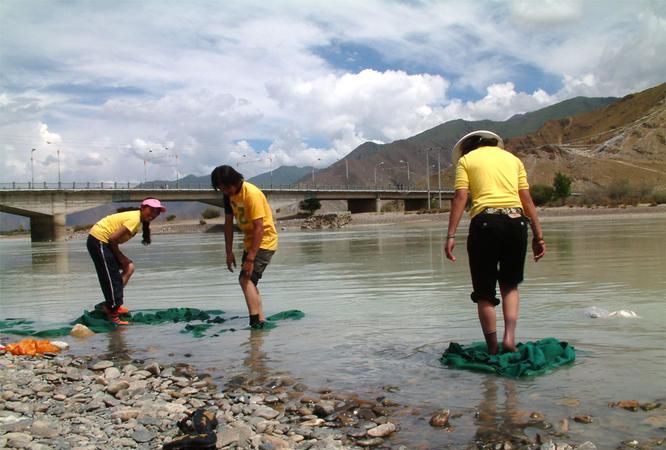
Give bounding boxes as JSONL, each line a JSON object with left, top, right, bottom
{"left": 445, "top": 131, "right": 545, "bottom": 354}
{"left": 211, "top": 165, "right": 278, "bottom": 329}
{"left": 87, "top": 198, "right": 165, "bottom": 325}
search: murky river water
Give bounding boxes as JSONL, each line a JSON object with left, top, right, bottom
{"left": 1, "top": 215, "right": 665, "bottom": 447}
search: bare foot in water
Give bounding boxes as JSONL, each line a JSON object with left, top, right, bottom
{"left": 502, "top": 341, "right": 517, "bottom": 353}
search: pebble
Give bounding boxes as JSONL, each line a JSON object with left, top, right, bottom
{"left": 367, "top": 422, "right": 396, "bottom": 437}
{"left": 429, "top": 410, "right": 450, "bottom": 427}
{"left": 92, "top": 360, "right": 114, "bottom": 370}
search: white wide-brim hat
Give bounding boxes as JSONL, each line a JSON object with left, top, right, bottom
{"left": 451, "top": 130, "right": 504, "bottom": 165}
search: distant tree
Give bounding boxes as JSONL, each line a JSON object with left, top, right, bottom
{"left": 552, "top": 172, "right": 572, "bottom": 200}
{"left": 299, "top": 198, "right": 322, "bottom": 215}
{"left": 530, "top": 184, "right": 554, "bottom": 206}
{"left": 166, "top": 214, "right": 176, "bottom": 222}
{"left": 201, "top": 208, "right": 221, "bottom": 219}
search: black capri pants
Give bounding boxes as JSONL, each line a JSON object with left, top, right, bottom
{"left": 466, "top": 213, "right": 528, "bottom": 306}
{"left": 87, "top": 234, "right": 124, "bottom": 309}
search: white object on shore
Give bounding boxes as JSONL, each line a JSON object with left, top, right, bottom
{"left": 585, "top": 307, "right": 640, "bottom": 319}
{"left": 50, "top": 341, "right": 70, "bottom": 350}
{"left": 607, "top": 310, "right": 639, "bottom": 318}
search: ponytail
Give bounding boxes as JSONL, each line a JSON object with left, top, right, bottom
{"left": 142, "top": 220, "right": 151, "bottom": 245}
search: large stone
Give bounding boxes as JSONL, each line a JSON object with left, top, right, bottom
{"left": 4, "top": 432, "right": 33, "bottom": 448}
{"left": 254, "top": 406, "right": 280, "bottom": 420}
{"left": 429, "top": 410, "right": 450, "bottom": 428}
{"left": 313, "top": 401, "right": 336, "bottom": 418}
{"left": 104, "top": 367, "right": 121, "bottom": 380}
{"left": 132, "top": 427, "right": 156, "bottom": 443}
{"left": 70, "top": 324, "right": 95, "bottom": 338}
{"left": 216, "top": 428, "right": 240, "bottom": 447}
{"left": 262, "top": 434, "right": 291, "bottom": 449}
{"left": 111, "top": 408, "right": 140, "bottom": 421}
{"left": 30, "top": 419, "right": 60, "bottom": 438}
{"left": 107, "top": 380, "right": 130, "bottom": 395}
{"left": 92, "top": 360, "right": 114, "bottom": 370}
{"left": 367, "top": 422, "right": 396, "bottom": 438}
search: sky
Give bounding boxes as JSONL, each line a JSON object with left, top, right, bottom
{"left": 1, "top": 0, "right": 665, "bottom": 183}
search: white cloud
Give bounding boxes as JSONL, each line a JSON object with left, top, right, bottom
{"left": 267, "top": 69, "right": 448, "bottom": 143}
{"left": 0, "top": 0, "right": 663, "bottom": 183}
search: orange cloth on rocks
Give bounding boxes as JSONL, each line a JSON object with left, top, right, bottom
{"left": 2, "top": 338, "right": 62, "bottom": 356}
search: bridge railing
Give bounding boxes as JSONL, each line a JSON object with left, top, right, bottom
{"left": 0, "top": 182, "right": 452, "bottom": 192}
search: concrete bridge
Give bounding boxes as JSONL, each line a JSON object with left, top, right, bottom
{"left": 0, "top": 184, "right": 454, "bottom": 242}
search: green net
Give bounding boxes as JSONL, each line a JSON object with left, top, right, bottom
{"left": 1, "top": 307, "right": 304, "bottom": 339}
{"left": 440, "top": 338, "right": 576, "bottom": 378}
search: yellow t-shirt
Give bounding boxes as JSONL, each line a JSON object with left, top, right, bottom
{"left": 226, "top": 182, "right": 278, "bottom": 251}
{"left": 454, "top": 146, "right": 530, "bottom": 218}
{"left": 89, "top": 210, "right": 142, "bottom": 244}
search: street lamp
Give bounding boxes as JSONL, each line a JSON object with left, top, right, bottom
{"left": 46, "top": 141, "right": 61, "bottom": 188}
{"left": 374, "top": 161, "right": 384, "bottom": 187}
{"left": 30, "top": 148, "right": 36, "bottom": 186}
{"left": 437, "top": 149, "right": 442, "bottom": 209}
{"left": 399, "top": 159, "right": 410, "bottom": 183}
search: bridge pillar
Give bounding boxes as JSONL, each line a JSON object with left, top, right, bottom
{"left": 347, "top": 198, "right": 380, "bottom": 213}
{"left": 404, "top": 199, "right": 429, "bottom": 211}
{"left": 30, "top": 213, "right": 66, "bottom": 242}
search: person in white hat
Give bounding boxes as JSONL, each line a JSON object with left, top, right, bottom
{"left": 445, "top": 131, "right": 545, "bottom": 354}
{"left": 87, "top": 197, "right": 165, "bottom": 325}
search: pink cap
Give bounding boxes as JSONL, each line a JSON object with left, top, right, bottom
{"left": 141, "top": 198, "right": 166, "bottom": 212}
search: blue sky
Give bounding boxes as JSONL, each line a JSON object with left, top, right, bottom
{"left": 0, "top": 0, "right": 664, "bottom": 182}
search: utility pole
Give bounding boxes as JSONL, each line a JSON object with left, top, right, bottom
{"left": 437, "top": 150, "right": 442, "bottom": 209}
{"left": 31, "top": 148, "right": 36, "bottom": 186}
{"left": 426, "top": 150, "right": 430, "bottom": 209}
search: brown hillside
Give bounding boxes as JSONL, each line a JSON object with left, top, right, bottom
{"left": 507, "top": 82, "right": 666, "bottom": 190}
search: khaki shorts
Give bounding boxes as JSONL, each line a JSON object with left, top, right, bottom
{"left": 241, "top": 249, "right": 275, "bottom": 285}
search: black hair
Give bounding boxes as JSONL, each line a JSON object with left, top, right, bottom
{"left": 460, "top": 135, "right": 499, "bottom": 156}
{"left": 115, "top": 199, "right": 155, "bottom": 245}
{"left": 211, "top": 165, "right": 244, "bottom": 190}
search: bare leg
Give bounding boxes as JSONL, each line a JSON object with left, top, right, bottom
{"left": 499, "top": 283, "right": 520, "bottom": 352}
{"left": 122, "top": 262, "right": 135, "bottom": 287}
{"left": 240, "top": 276, "right": 265, "bottom": 322}
{"left": 477, "top": 299, "right": 498, "bottom": 355}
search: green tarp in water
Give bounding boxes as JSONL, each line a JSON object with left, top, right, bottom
{"left": 440, "top": 338, "right": 575, "bottom": 378}
{"left": 0, "top": 308, "right": 305, "bottom": 339}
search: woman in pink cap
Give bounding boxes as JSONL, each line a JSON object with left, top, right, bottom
{"left": 87, "top": 198, "right": 166, "bottom": 325}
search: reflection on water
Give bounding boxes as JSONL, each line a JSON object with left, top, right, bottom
{"left": 1, "top": 215, "right": 665, "bottom": 448}
{"left": 105, "top": 327, "right": 131, "bottom": 363}
{"left": 475, "top": 377, "right": 526, "bottom": 444}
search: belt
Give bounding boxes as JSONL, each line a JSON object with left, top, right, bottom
{"left": 481, "top": 207, "right": 523, "bottom": 215}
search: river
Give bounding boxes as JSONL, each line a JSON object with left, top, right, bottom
{"left": 1, "top": 215, "right": 665, "bottom": 447}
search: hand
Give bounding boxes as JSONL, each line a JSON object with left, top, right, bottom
{"left": 532, "top": 238, "right": 546, "bottom": 261}
{"left": 226, "top": 253, "right": 237, "bottom": 272}
{"left": 242, "top": 259, "right": 254, "bottom": 278}
{"left": 444, "top": 237, "right": 456, "bottom": 261}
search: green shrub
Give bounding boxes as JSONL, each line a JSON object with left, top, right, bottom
{"left": 652, "top": 190, "right": 666, "bottom": 204}
{"left": 531, "top": 184, "right": 554, "bottom": 206}
{"left": 201, "top": 208, "right": 221, "bottom": 219}
{"left": 299, "top": 198, "right": 322, "bottom": 215}
{"left": 552, "top": 172, "right": 572, "bottom": 200}
{"left": 199, "top": 219, "right": 207, "bottom": 225}
{"left": 166, "top": 214, "right": 176, "bottom": 222}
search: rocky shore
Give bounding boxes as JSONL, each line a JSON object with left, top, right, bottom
{"left": 0, "top": 353, "right": 410, "bottom": 450}
{"left": 7, "top": 351, "right": 662, "bottom": 449}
